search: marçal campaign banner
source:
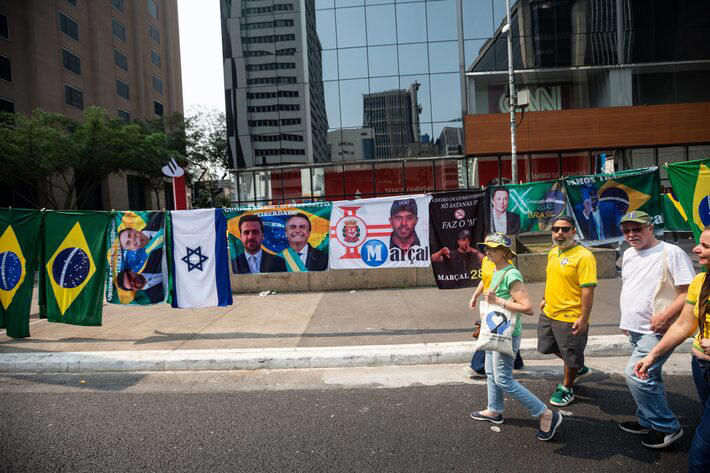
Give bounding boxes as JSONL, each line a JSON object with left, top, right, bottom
{"left": 429, "top": 190, "right": 488, "bottom": 289}
{"left": 565, "top": 167, "right": 662, "bottom": 245}
{"left": 329, "top": 195, "right": 430, "bottom": 270}
{"left": 225, "top": 202, "right": 331, "bottom": 274}
{"left": 106, "top": 211, "right": 166, "bottom": 305}
{"left": 489, "top": 180, "right": 568, "bottom": 234}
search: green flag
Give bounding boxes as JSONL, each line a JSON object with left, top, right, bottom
{"left": 489, "top": 180, "right": 567, "bottom": 234}
{"left": 0, "top": 208, "right": 42, "bottom": 338}
{"left": 41, "top": 211, "right": 111, "bottom": 326}
{"left": 564, "top": 167, "right": 662, "bottom": 244}
{"left": 661, "top": 193, "right": 691, "bottom": 232}
{"left": 666, "top": 158, "right": 710, "bottom": 242}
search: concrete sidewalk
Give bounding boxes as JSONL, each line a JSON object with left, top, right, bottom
{"left": 0, "top": 277, "right": 693, "bottom": 373}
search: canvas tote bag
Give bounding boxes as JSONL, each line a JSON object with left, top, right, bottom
{"left": 475, "top": 268, "right": 517, "bottom": 356}
{"left": 652, "top": 245, "right": 679, "bottom": 331}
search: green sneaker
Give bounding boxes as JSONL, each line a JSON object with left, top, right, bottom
{"left": 576, "top": 365, "right": 591, "bottom": 380}
{"left": 550, "top": 383, "right": 574, "bottom": 406}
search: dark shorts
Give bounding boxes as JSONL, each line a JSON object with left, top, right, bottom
{"left": 537, "top": 314, "right": 588, "bottom": 369}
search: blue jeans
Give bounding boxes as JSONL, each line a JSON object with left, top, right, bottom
{"left": 689, "top": 356, "right": 710, "bottom": 473}
{"left": 470, "top": 350, "right": 524, "bottom": 373}
{"left": 624, "top": 331, "right": 680, "bottom": 433}
{"left": 485, "top": 335, "right": 547, "bottom": 417}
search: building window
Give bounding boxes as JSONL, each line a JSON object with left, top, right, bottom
{"left": 116, "top": 78, "right": 129, "bottom": 99}
{"left": 150, "top": 49, "right": 160, "bottom": 67}
{"left": 61, "top": 48, "right": 81, "bottom": 75}
{"left": 127, "top": 175, "right": 147, "bottom": 210}
{"left": 149, "top": 24, "right": 159, "bottom": 43}
{"left": 153, "top": 100, "right": 163, "bottom": 116}
{"left": 0, "top": 97, "right": 14, "bottom": 114}
{"left": 152, "top": 75, "right": 162, "bottom": 93}
{"left": 113, "top": 49, "right": 127, "bottom": 70}
{"left": 64, "top": 84, "right": 83, "bottom": 109}
{"left": 59, "top": 12, "right": 79, "bottom": 41}
{"left": 112, "top": 18, "right": 126, "bottom": 42}
{"left": 0, "top": 13, "right": 8, "bottom": 40}
{"left": 117, "top": 108, "right": 130, "bottom": 122}
{"left": 147, "top": 0, "right": 158, "bottom": 19}
{"left": 0, "top": 55, "right": 10, "bottom": 82}
{"left": 111, "top": 0, "right": 124, "bottom": 13}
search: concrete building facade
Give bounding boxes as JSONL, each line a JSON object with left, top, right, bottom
{"left": 0, "top": 0, "right": 183, "bottom": 209}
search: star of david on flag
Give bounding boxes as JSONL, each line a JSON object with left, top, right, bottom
{"left": 182, "top": 246, "right": 208, "bottom": 272}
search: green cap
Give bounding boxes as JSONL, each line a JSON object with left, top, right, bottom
{"left": 619, "top": 210, "right": 653, "bottom": 225}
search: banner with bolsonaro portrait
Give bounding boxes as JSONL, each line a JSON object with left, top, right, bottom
{"left": 106, "top": 211, "right": 167, "bottom": 305}
{"left": 428, "top": 190, "right": 488, "bottom": 289}
{"left": 225, "top": 202, "right": 331, "bottom": 274}
{"left": 565, "top": 167, "right": 662, "bottom": 245}
{"left": 489, "top": 180, "right": 568, "bottom": 235}
{"left": 329, "top": 195, "right": 430, "bottom": 270}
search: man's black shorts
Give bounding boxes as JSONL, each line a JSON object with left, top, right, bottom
{"left": 537, "top": 314, "right": 588, "bottom": 369}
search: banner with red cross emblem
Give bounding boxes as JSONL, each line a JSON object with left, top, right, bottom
{"left": 329, "top": 195, "right": 430, "bottom": 269}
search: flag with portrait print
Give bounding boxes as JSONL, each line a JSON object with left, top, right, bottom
{"left": 225, "top": 202, "right": 331, "bottom": 274}
{"left": 564, "top": 167, "right": 662, "bottom": 245}
{"left": 105, "top": 210, "right": 167, "bottom": 305}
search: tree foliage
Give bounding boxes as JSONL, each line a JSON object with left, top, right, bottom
{"left": 0, "top": 106, "right": 231, "bottom": 210}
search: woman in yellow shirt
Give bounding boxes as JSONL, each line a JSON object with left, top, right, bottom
{"left": 634, "top": 226, "right": 710, "bottom": 473}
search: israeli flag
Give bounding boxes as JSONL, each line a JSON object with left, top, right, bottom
{"left": 169, "top": 209, "right": 232, "bottom": 308}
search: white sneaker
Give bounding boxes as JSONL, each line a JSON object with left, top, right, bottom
{"left": 463, "top": 366, "right": 485, "bottom": 378}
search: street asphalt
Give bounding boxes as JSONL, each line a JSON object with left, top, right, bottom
{"left": 0, "top": 357, "right": 701, "bottom": 472}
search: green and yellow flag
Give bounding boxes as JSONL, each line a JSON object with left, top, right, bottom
{"left": 0, "top": 208, "right": 42, "bottom": 338}
{"left": 667, "top": 158, "right": 710, "bottom": 242}
{"left": 41, "top": 211, "right": 111, "bottom": 326}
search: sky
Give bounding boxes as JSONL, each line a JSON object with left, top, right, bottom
{"left": 177, "top": 0, "right": 226, "bottom": 113}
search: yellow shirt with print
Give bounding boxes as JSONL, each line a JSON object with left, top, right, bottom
{"left": 544, "top": 244, "right": 597, "bottom": 322}
{"left": 685, "top": 272, "right": 710, "bottom": 352}
{"left": 481, "top": 256, "right": 514, "bottom": 290}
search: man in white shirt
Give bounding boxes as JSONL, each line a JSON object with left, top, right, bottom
{"left": 617, "top": 210, "right": 695, "bottom": 449}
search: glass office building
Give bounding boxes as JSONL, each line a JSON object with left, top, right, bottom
{"left": 222, "top": 0, "right": 710, "bottom": 204}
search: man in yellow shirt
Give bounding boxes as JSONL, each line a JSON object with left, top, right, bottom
{"left": 538, "top": 216, "right": 597, "bottom": 406}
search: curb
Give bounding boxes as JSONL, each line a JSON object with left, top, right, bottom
{"left": 0, "top": 335, "right": 694, "bottom": 374}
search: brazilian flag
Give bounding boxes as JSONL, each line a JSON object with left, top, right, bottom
{"left": 0, "top": 208, "right": 41, "bottom": 338}
{"left": 661, "top": 193, "right": 691, "bottom": 232}
{"left": 564, "top": 167, "right": 662, "bottom": 244}
{"left": 41, "top": 211, "right": 112, "bottom": 326}
{"left": 667, "top": 158, "right": 710, "bottom": 242}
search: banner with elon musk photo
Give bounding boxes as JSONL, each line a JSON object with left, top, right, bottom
{"left": 225, "top": 202, "right": 331, "bottom": 274}
{"left": 106, "top": 211, "right": 167, "bottom": 305}
{"left": 488, "top": 180, "right": 568, "bottom": 234}
{"left": 564, "top": 167, "right": 663, "bottom": 246}
{"left": 329, "top": 195, "right": 430, "bottom": 270}
{"left": 429, "top": 190, "right": 488, "bottom": 289}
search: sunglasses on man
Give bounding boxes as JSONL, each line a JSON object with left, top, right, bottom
{"left": 622, "top": 225, "right": 647, "bottom": 234}
{"left": 551, "top": 226, "right": 572, "bottom": 233}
